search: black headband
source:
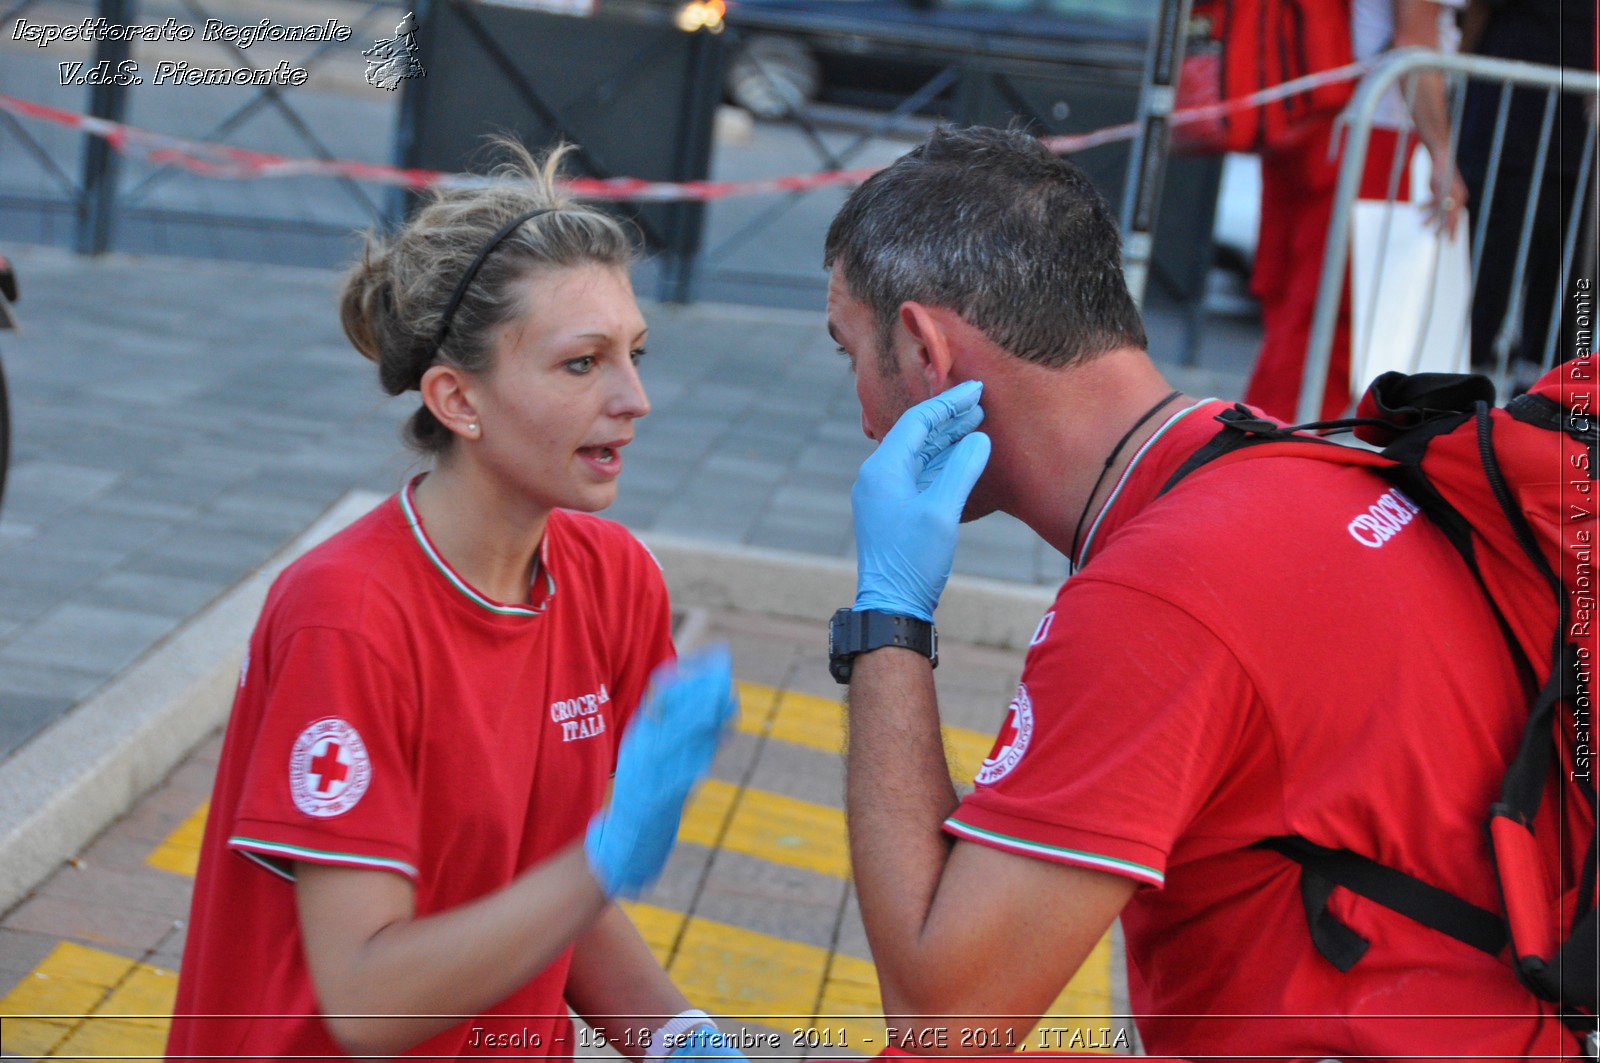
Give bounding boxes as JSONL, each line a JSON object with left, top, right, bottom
{"left": 428, "top": 207, "right": 555, "bottom": 361}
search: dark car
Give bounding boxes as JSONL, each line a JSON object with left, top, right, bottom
{"left": 722, "top": 0, "right": 1159, "bottom": 118}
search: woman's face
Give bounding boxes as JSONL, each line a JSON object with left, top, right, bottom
{"left": 467, "top": 262, "right": 650, "bottom": 515}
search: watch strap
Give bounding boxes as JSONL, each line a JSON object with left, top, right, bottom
{"left": 829, "top": 608, "right": 938, "bottom": 683}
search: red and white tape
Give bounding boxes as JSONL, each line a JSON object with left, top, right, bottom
{"left": 0, "top": 63, "right": 1365, "bottom": 202}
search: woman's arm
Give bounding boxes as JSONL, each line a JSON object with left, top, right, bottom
{"left": 295, "top": 649, "right": 738, "bottom": 1059}
{"left": 295, "top": 841, "right": 606, "bottom": 1058}
{"left": 564, "top": 903, "right": 693, "bottom": 1062}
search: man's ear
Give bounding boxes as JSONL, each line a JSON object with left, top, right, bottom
{"left": 420, "top": 363, "right": 481, "bottom": 440}
{"left": 898, "top": 301, "right": 955, "bottom": 392}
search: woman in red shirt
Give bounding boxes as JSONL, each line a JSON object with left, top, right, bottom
{"left": 168, "top": 143, "right": 740, "bottom": 1062}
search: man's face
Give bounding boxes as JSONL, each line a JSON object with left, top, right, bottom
{"left": 826, "top": 264, "right": 918, "bottom": 442}
{"left": 826, "top": 264, "right": 1002, "bottom": 522}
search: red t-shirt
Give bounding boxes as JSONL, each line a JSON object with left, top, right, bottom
{"left": 167, "top": 482, "right": 675, "bottom": 1062}
{"left": 945, "top": 400, "right": 1579, "bottom": 1060}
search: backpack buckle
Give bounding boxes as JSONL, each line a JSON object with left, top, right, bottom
{"left": 1214, "top": 404, "right": 1279, "bottom": 435}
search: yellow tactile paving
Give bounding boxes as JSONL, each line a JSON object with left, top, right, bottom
{"left": 617, "top": 902, "right": 1116, "bottom": 1052}
{"left": 145, "top": 799, "right": 207, "bottom": 877}
{"left": 0, "top": 941, "right": 174, "bottom": 1060}
{"left": 742, "top": 683, "right": 995, "bottom": 785}
{"left": 0, "top": 917, "right": 1112, "bottom": 1060}
{"left": 680, "top": 780, "right": 850, "bottom": 880}
{"left": 623, "top": 900, "right": 880, "bottom": 1045}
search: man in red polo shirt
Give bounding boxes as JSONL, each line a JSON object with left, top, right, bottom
{"left": 821, "top": 127, "right": 1581, "bottom": 1059}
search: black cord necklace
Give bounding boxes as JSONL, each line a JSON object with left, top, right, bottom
{"left": 1068, "top": 389, "right": 1182, "bottom": 568}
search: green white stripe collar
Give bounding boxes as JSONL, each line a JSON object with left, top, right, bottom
{"left": 399, "top": 476, "right": 555, "bottom": 618}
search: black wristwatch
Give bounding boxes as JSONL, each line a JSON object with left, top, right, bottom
{"left": 828, "top": 607, "right": 938, "bottom": 684}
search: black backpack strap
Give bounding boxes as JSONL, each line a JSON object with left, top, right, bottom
{"left": 1255, "top": 836, "right": 1509, "bottom": 962}
{"left": 1507, "top": 388, "right": 1599, "bottom": 467}
{"left": 1156, "top": 404, "right": 1354, "bottom": 498}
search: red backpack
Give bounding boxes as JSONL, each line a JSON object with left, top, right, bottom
{"left": 1161, "top": 358, "right": 1597, "bottom": 1036}
{"left": 1175, "top": 0, "right": 1356, "bottom": 154}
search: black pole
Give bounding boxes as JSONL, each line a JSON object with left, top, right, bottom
{"left": 76, "top": 0, "right": 135, "bottom": 255}
{"left": 1119, "top": 0, "right": 1194, "bottom": 306}
{"left": 661, "top": 27, "right": 725, "bottom": 305}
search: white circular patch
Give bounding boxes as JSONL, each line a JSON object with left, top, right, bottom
{"left": 975, "top": 683, "right": 1033, "bottom": 786}
{"left": 289, "top": 717, "right": 371, "bottom": 818}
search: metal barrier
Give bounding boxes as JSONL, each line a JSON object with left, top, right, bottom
{"left": 697, "top": 12, "right": 1223, "bottom": 314}
{"left": 0, "top": 0, "right": 408, "bottom": 266}
{"left": 1302, "top": 49, "right": 1599, "bottom": 421}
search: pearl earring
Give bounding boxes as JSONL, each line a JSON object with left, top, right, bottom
{"left": 468, "top": 422, "right": 478, "bottom": 433}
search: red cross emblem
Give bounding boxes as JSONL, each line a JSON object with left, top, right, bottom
{"left": 290, "top": 718, "right": 371, "bottom": 817}
{"left": 308, "top": 742, "right": 350, "bottom": 795}
{"left": 976, "top": 683, "right": 1033, "bottom": 786}
{"left": 994, "top": 707, "right": 1021, "bottom": 752}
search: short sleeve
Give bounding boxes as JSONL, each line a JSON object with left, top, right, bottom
{"left": 229, "top": 626, "right": 422, "bottom": 881}
{"left": 603, "top": 538, "right": 677, "bottom": 762}
{"left": 944, "top": 578, "right": 1260, "bottom": 889}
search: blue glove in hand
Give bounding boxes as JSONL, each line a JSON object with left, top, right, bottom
{"left": 585, "top": 646, "right": 738, "bottom": 899}
{"left": 666, "top": 1026, "right": 748, "bottom": 1062}
{"left": 851, "top": 380, "right": 992, "bottom": 622}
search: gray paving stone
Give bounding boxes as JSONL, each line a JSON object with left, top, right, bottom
{"left": 640, "top": 841, "right": 716, "bottom": 914}
{"left": 747, "top": 739, "right": 845, "bottom": 810}
{"left": 1, "top": 603, "right": 173, "bottom": 677}
{"left": 0, "top": 461, "right": 119, "bottom": 523}
{"left": 0, "top": 692, "right": 73, "bottom": 759}
{"left": 33, "top": 510, "right": 173, "bottom": 558}
{"left": 764, "top": 484, "right": 854, "bottom": 520}
{"left": 692, "top": 849, "right": 845, "bottom": 951}
{"left": 82, "top": 571, "right": 225, "bottom": 621}
{"left": 126, "top": 525, "right": 284, "bottom": 584}
{"left": 746, "top": 517, "right": 851, "bottom": 560}
{"left": 79, "top": 494, "right": 200, "bottom": 525}
{"left": 0, "top": 540, "right": 127, "bottom": 595}
{"left": 0, "top": 580, "right": 65, "bottom": 632}
{"left": 0, "top": 661, "right": 106, "bottom": 703}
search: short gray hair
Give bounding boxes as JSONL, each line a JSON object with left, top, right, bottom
{"left": 824, "top": 126, "right": 1146, "bottom": 369}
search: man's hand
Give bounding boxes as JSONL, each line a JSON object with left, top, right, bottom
{"left": 586, "top": 647, "right": 738, "bottom": 898}
{"left": 852, "top": 380, "right": 991, "bottom": 621}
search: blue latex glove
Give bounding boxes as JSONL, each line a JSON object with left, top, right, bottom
{"left": 851, "top": 380, "right": 992, "bottom": 621}
{"left": 585, "top": 646, "right": 738, "bottom": 898}
{"left": 665, "top": 1026, "right": 747, "bottom": 1061}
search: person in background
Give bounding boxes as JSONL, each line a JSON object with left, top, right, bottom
{"left": 166, "top": 142, "right": 743, "bottom": 1062}
{"left": 1245, "top": 0, "right": 1468, "bottom": 421}
{"left": 1458, "top": 0, "right": 1597, "bottom": 377}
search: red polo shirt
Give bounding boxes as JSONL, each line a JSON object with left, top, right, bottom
{"left": 168, "top": 483, "right": 674, "bottom": 1061}
{"left": 946, "top": 400, "right": 1578, "bottom": 1059}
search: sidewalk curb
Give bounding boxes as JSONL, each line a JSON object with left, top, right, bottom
{"left": 0, "top": 496, "right": 1054, "bottom": 915}
{"left": 640, "top": 533, "right": 1055, "bottom": 652}
{"left": 0, "top": 490, "right": 385, "bottom": 916}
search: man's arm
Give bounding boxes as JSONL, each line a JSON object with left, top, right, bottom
{"left": 840, "top": 383, "right": 1134, "bottom": 1047}
{"left": 846, "top": 647, "right": 1135, "bottom": 1049}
